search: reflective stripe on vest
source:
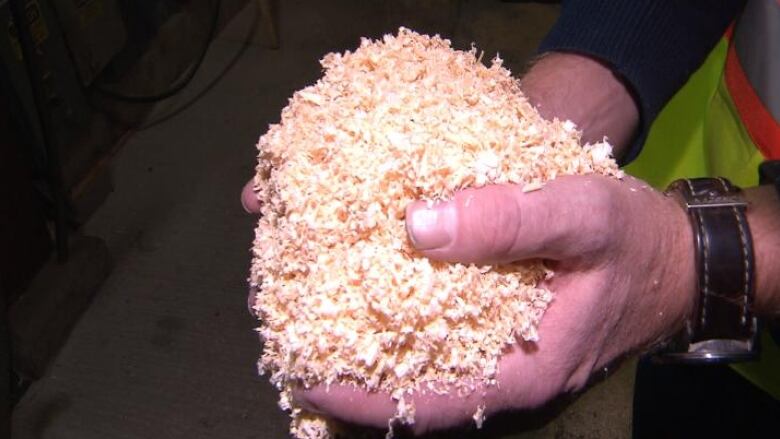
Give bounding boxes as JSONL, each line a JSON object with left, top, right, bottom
{"left": 726, "top": 0, "right": 780, "bottom": 159}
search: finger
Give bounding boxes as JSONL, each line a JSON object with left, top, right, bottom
{"left": 294, "top": 385, "right": 396, "bottom": 429}
{"left": 241, "top": 179, "right": 262, "bottom": 214}
{"left": 295, "top": 384, "right": 488, "bottom": 434}
{"left": 247, "top": 286, "right": 257, "bottom": 315}
{"left": 404, "top": 175, "right": 613, "bottom": 264}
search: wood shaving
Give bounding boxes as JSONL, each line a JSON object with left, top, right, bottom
{"left": 473, "top": 404, "right": 486, "bottom": 429}
{"left": 249, "top": 28, "right": 622, "bottom": 438}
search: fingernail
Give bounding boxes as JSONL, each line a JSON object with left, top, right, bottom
{"left": 406, "top": 201, "right": 456, "bottom": 250}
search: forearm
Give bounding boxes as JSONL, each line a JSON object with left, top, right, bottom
{"left": 520, "top": 52, "right": 639, "bottom": 160}
{"left": 535, "top": 0, "right": 745, "bottom": 164}
{"left": 746, "top": 185, "right": 780, "bottom": 316}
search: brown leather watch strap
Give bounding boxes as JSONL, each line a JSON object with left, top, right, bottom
{"left": 683, "top": 178, "right": 755, "bottom": 341}
{"left": 661, "top": 177, "right": 758, "bottom": 363}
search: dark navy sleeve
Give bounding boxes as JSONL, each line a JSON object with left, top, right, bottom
{"left": 538, "top": 0, "right": 746, "bottom": 164}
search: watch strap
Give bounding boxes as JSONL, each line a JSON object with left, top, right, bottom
{"left": 662, "top": 178, "right": 758, "bottom": 362}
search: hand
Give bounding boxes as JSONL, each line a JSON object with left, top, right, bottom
{"left": 294, "top": 174, "right": 697, "bottom": 434}
{"left": 244, "top": 178, "right": 262, "bottom": 312}
{"left": 521, "top": 53, "right": 639, "bottom": 159}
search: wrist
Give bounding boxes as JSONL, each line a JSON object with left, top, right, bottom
{"left": 521, "top": 52, "right": 639, "bottom": 159}
{"left": 655, "top": 191, "right": 698, "bottom": 342}
{"left": 654, "top": 178, "right": 760, "bottom": 363}
{"left": 745, "top": 185, "right": 780, "bottom": 316}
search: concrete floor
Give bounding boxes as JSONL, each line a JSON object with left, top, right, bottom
{"left": 12, "top": 1, "right": 635, "bottom": 438}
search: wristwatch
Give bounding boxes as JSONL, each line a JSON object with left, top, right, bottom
{"left": 655, "top": 177, "right": 759, "bottom": 364}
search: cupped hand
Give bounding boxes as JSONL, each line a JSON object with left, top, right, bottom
{"left": 294, "top": 174, "right": 697, "bottom": 434}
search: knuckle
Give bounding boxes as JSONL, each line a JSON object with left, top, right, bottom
{"left": 575, "top": 177, "right": 620, "bottom": 246}
{"left": 583, "top": 177, "right": 618, "bottom": 211}
{"left": 461, "top": 188, "right": 521, "bottom": 261}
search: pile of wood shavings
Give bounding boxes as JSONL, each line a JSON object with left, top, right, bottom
{"left": 249, "top": 28, "right": 621, "bottom": 438}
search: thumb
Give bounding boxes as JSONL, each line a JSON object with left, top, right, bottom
{"left": 405, "top": 177, "right": 609, "bottom": 264}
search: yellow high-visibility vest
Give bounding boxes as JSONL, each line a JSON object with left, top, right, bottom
{"left": 626, "top": 0, "right": 780, "bottom": 399}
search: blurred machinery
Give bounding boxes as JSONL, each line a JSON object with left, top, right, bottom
{"left": 0, "top": 0, "right": 259, "bottom": 414}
